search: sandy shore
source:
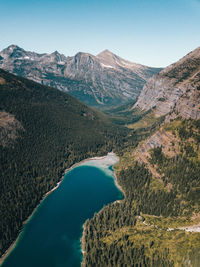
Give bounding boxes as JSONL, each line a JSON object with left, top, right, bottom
{"left": 0, "top": 152, "right": 121, "bottom": 266}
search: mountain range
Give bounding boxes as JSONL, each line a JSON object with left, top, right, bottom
{"left": 0, "top": 45, "right": 162, "bottom": 107}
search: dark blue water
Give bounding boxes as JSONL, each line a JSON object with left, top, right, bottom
{"left": 2, "top": 165, "right": 123, "bottom": 267}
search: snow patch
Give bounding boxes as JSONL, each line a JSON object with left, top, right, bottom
{"left": 100, "top": 63, "right": 114, "bottom": 69}
{"left": 18, "top": 56, "right": 34, "bottom": 61}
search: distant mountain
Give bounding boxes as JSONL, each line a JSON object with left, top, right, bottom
{"left": 134, "top": 46, "right": 200, "bottom": 119}
{"left": 0, "top": 68, "right": 125, "bottom": 258}
{"left": 0, "top": 45, "right": 162, "bottom": 107}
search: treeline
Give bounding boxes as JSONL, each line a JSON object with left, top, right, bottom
{"left": 0, "top": 69, "right": 127, "bottom": 258}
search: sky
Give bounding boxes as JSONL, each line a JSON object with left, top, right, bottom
{"left": 0, "top": 0, "right": 200, "bottom": 67}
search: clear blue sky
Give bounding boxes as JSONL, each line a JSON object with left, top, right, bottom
{"left": 0, "top": 0, "right": 200, "bottom": 67}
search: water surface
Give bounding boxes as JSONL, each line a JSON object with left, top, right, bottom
{"left": 2, "top": 157, "right": 123, "bottom": 267}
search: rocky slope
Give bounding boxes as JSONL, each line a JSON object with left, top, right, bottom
{"left": 134, "top": 46, "right": 200, "bottom": 119}
{"left": 0, "top": 45, "right": 162, "bottom": 107}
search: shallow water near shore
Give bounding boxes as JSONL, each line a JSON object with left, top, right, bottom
{"left": 2, "top": 156, "right": 123, "bottom": 267}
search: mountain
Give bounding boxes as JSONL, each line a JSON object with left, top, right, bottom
{"left": 134, "top": 46, "right": 200, "bottom": 119}
{"left": 0, "top": 68, "right": 126, "bottom": 258}
{"left": 0, "top": 45, "right": 162, "bottom": 107}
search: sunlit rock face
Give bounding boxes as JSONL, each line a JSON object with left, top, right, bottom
{"left": 134, "top": 46, "right": 200, "bottom": 119}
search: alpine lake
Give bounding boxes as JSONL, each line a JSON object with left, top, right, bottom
{"left": 2, "top": 153, "right": 123, "bottom": 267}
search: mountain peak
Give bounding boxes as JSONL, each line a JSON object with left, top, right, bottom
{"left": 51, "top": 50, "right": 60, "bottom": 55}
{"left": 74, "top": 51, "right": 93, "bottom": 58}
{"left": 97, "top": 49, "right": 114, "bottom": 57}
{"left": 0, "top": 44, "right": 161, "bottom": 107}
{"left": 3, "top": 44, "right": 23, "bottom": 53}
{"left": 8, "top": 44, "right": 20, "bottom": 49}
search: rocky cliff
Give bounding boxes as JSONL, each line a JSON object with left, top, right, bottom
{"left": 134, "top": 46, "right": 200, "bottom": 119}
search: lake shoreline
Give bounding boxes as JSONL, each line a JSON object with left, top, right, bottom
{"left": 0, "top": 152, "right": 120, "bottom": 266}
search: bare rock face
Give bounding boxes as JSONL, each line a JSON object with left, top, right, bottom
{"left": 134, "top": 46, "right": 200, "bottom": 119}
{"left": 0, "top": 45, "right": 161, "bottom": 107}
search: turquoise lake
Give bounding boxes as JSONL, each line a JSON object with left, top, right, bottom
{"left": 2, "top": 159, "right": 123, "bottom": 267}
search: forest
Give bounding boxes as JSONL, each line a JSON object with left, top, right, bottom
{"left": 82, "top": 119, "right": 200, "bottom": 266}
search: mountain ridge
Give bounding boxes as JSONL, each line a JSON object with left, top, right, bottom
{"left": 0, "top": 45, "right": 162, "bottom": 107}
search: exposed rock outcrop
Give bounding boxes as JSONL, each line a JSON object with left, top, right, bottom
{"left": 134, "top": 46, "right": 200, "bottom": 119}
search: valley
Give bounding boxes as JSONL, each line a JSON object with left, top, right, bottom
{"left": 0, "top": 44, "right": 200, "bottom": 267}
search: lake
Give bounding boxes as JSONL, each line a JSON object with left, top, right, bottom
{"left": 2, "top": 154, "right": 123, "bottom": 267}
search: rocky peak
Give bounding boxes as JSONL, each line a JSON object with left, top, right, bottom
{"left": 51, "top": 50, "right": 62, "bottom": 59}
{"left": 74, "top": 52, "right": 95, "bottom": 61}
{"left": 98, "top": 49, "right": 112, "bottom": 54}
{"left": 4, "top": 44, "right": 22, "bottom": 52}
{"left": 96, "top": 49, "right": 119, "bottom": 69}
{"left": 70, "top": 52, "right": 100, "bottom": 69}
{"left": 97, "top": 49, "right": 114, "bottom": 58}
{"left": 1, "top": 44, "right": 25, "bottom": 59}
{"left": 43, "top": 50, "right": 67, "bottom": 64}
{"left": 96, "top": 49, "right": 157, "bottom": 77}
{"left": 64, "top": 52, "right": 101, "bottom": 79}
{"left": 0, "top": 45, "right": 44, "bottom": 63}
